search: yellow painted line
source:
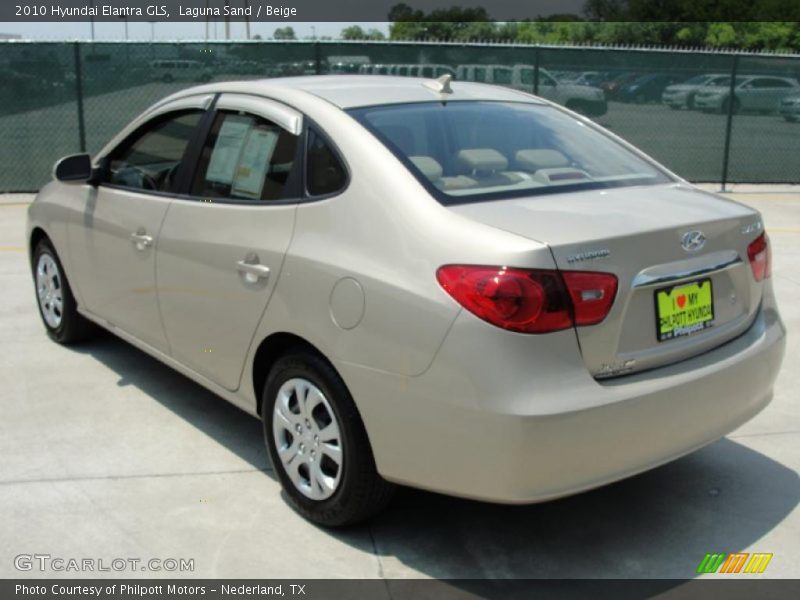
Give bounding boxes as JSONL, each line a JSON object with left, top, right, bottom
{"left": 0, "top": 202, "right": 32, "bottom": 207}
{"left": 0, "top": 246, "right": 24, "bottom": 252}
{"left": 768, "top": 227, "right": 800, "bottom": 233}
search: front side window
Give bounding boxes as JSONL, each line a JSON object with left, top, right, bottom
{"left": 760, "top": 78, "right": 792, "bottom": 88}
{"left": 494, "top": 68, "right": 512, "bottom": 85}
{"left": 306, "top": 128, "right": 347, "bottom": 197}
{"left": 350, "top": 101, "right": 672, "bottom": 204}
{"left": 191, "top": 111, "right": 299, "bottom": 202}
{"left": 106, "top": 110, "right": 202, "bottom": 193}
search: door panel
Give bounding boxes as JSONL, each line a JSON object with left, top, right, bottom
{"left": 68, "top": 187, "right": 172, "bottom": 350}
{"left": 156, "top": 203, "right": 296, "bottom": 390}
{"left": 67, "top": 108, "right": 206, "bottom": 351}
{"left": 156, "top": 98, "right": 303, "bottom": 390}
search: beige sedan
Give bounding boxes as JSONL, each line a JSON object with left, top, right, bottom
{"left": 27, "top": 76, "right": 786, "bottom": 526}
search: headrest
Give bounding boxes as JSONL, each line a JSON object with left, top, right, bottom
{"left": 409, "top": 156, "right": 443, "bottom": 181}
{"left": 515, "top": 149, "right": 569, "bottom": 172}
{"left": 456, "top": 149, "right": 508, "bottom": 173}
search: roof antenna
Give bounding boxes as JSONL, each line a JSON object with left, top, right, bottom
{"left": 423, "top": 74, "right": 453, "bottom": 95}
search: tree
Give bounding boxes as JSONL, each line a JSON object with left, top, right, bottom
{"left": 273, "top": 27, "right": 296, "bottom": 41}
{"left": 341, "top": 25, "right": 366, "bottom": 40}
{"left": 384, "top": 1, "right": 800, "bottom": 50}
{"left": 341, "top": 25, "right": 386, "bottom": 40}
{"left": 388, "top": 6, "right": 493, "bottom": 40}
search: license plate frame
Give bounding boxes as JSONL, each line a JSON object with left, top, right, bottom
{"left": 654, "top": 278, "right": 715, "bottom": 342}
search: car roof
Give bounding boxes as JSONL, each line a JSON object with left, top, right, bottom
{"left": 162, "top": 75, "right": 545, "bottom": 110}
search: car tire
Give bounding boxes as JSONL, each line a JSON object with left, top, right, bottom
{"left": 721, "top": 96, "right": 740, "bottom": 115}
{"left": 565, "top": 100, "right": 586, "bottom": 115}
{"left": 262, "top": 350, "right": 395, "bottom": 527}
{"left": 32, "top": 238, "right": 96, "bottom": 344}
{"left": 784, "top": 116, "right": 797, "bottom": 122}
{"left": 686, "top": 95, "right": 696, "bottom": 110}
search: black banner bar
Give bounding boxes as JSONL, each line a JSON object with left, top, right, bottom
{"left": 3, "top": 0, "right": 800, "bottom": 23}
{"left": 4, "top": 580, "right": 800, "bottom": 600}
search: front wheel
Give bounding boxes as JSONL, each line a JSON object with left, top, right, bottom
{"left": 32, "top": 238, "right": 95, "bottom": 344}
{"left": 262, "top": 350, "right": 395, "bottom": 527}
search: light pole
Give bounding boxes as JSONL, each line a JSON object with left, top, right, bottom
{"left": 244, "top": 0, "right": 251, "bottom": 40}
{"left": 205, "top": 0, "right": 210, "bottom": 44}
{"left": 224, "top": 0, "right": 231, "bottom": 40}
{"left": 121, "top": 16, "right": 129, "bottom": 65}
{"left": 89, "top": 0, "right": 95, "bottom": 40}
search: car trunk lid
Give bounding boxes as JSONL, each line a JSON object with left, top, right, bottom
{"left": 449, "top": 183, "right": 765, "bottom": 378}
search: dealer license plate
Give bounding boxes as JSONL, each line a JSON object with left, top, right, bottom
{"left": 655, "top": 279, "right": 714, "bottom": 342}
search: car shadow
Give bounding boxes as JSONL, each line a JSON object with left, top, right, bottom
{"left": 363, "top": 438, "right": 799, "bottom": 581}
{"left": 74, "top": 329, "right": 273, "bottom": 478}
{"left": 76, "top": 331, "right": 798, "bottom": 583}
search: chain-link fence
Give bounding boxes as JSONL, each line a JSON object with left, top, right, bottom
{"left": 1, "top": 40, "right": 799, "bottom": 192}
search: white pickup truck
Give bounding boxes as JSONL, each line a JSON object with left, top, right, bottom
{"left": 456, "top": 64, "right": 608, "bottom": 116}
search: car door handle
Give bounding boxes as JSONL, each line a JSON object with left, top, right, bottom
{"left": 130, "top": 232, "right": 153, "bottom": 250}
{"left": 236, "top": 260, "right": 270, "bottom": 283}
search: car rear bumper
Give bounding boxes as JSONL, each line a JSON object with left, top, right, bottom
{"left": 695, "top": 96, "right": 724, "bottom": 111}
{"left": 343, "top": 284, "right": 785, "bottom": 504}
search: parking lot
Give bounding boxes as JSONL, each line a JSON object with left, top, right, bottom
{"left": 1, "top": 79, "right": 799, "bottom": 191}
{"left": 0, "top": 191, "right": 797, "bottom": 580}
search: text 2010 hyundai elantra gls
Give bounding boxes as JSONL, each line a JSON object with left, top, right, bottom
{"left": 27, "top": 75, "right": 786, "bottom": 526}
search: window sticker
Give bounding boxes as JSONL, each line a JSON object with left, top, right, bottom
{"left": 206, "top": 116, "right": 252, "bottom": 185}
{"left": 231, "top": 127, "right": 279, "bottom": 198}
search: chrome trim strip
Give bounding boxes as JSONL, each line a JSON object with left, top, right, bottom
{"left": 633, "top": 256, "right": 743, "bottom": 288}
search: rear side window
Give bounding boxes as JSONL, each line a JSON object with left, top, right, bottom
{"left": 306, "top": 128, "right": 347, "bottom": 197}
{"left": 191, "top": 111, "right": 299, "bottom": 202}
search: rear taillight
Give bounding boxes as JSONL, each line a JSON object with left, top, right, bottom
{"left": 747, "top": 233, "right": 772, "bottom": 282}
{"left": 561, "top": 271, "right": 619, "bottom": 326}
{"left": 436, "top": 265, "right": 617, "bottom": 334}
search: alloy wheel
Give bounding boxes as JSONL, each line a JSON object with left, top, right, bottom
{"left": 272, "top": 377, "right": 343, "bottom": 500}
{"left": 36, "top": 253, "right": 63, "bottom": 329}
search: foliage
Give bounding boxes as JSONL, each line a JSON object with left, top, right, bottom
{"left": 273, "top": 27, "right": 296, "bottom": 41}
{"left": 340, "top": 26, "right": 386, "bottom": 41}
{"left": 385, "top": 2, "right": 800, "bottom": 51}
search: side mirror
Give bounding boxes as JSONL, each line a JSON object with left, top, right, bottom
{"left": 54, "top": 153, "right": 94, "bottom": 184}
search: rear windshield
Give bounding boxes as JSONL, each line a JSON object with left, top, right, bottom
{"left": 348, "top": 101, "right": 672, "bottom": 204}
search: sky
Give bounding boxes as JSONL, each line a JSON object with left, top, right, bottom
{"left": 0, "top": 21, "right": 390, "bottom": 41}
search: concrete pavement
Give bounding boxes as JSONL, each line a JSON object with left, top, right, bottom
{"left": 1, "top": 193, "right": 797, "bottom": 580}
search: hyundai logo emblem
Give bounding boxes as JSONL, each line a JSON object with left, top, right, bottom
{"left": 681, "top": 230, "right": 706, "bottom": 252}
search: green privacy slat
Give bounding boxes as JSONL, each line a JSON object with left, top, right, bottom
{"left": 0, "top": 41, "right": 798, "bottom": 191}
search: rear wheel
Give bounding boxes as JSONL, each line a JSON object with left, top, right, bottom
{"left": 565, "top": 100, "right": 587, "bottom": 115}
{"left": 721, "top": 96, "right": 740, "bottom": 114}
{"left": 32, "top": 239, "right": 95, "bottom": 344}
{"left": 262, "top": 350, "right": 395, "bottom": 527}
